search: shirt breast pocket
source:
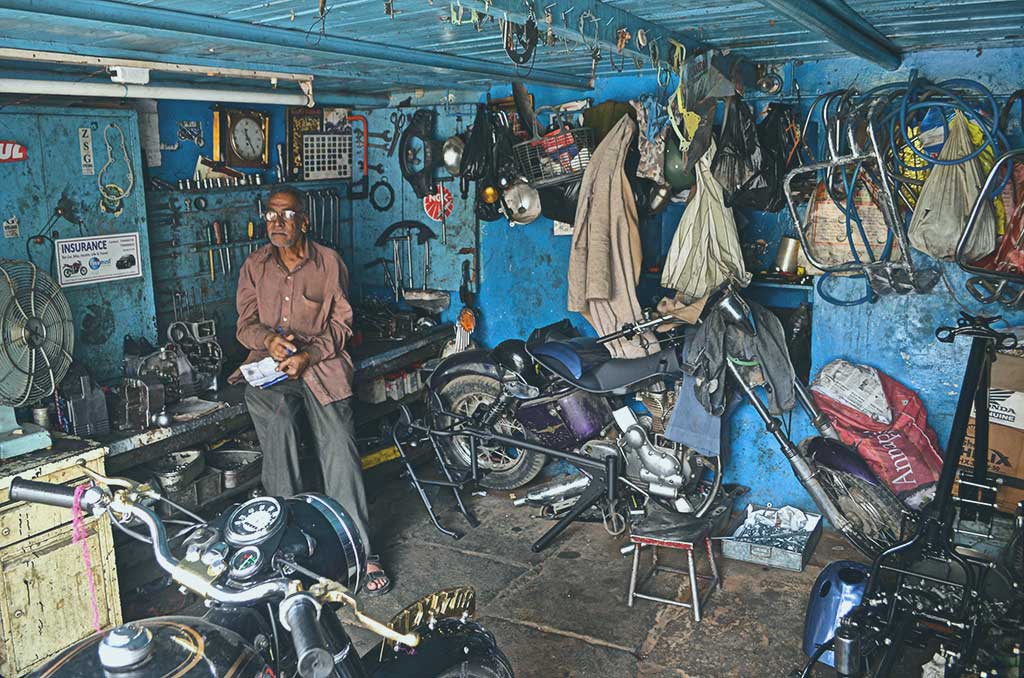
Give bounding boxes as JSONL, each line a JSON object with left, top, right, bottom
{"left": 296, "top": 293, "right": 327, "bottom": 328}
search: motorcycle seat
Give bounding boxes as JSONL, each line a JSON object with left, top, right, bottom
{"left": 528, "top": 337, "right": 682, "bottom": 394}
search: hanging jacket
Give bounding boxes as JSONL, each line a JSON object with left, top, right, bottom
{"left": 685, "top": 300, "right": 795, "bottom": 416}
{"left": 567, "top": 115, "right": 653, "bottom": 358}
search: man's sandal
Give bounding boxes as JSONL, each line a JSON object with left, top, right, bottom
{"left": 362, "top": 569, "right": 389, "bottom": 602}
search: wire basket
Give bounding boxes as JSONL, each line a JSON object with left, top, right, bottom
{"left": 513, "top": 107, "right": 595, "bottom": 188}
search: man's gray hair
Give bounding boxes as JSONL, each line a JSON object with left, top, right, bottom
{"left": 268, "top": 185, "right": 307, "bottom": 212}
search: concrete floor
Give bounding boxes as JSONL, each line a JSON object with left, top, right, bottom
{"left": 349, "top": 477, "right": 867, "bottom": 678}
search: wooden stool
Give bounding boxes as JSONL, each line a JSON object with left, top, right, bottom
{"left": 626, "top": 528, "right": 721, "bottom": 622}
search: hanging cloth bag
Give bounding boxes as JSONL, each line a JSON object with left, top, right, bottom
{"left": 661, "top": 139, "right": 751, "bottom": 303}
{"left": 908, "top": 111, "right": 997, "bottom": 261}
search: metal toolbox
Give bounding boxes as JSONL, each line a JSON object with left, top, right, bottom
{"left": 147, "top": 449, "right": 205, "bottom": 492}
{"left": 720, "top": 504, "right": 823, "bottom": 572}
{"left": 206, "top": 449, "right": 263, "bottom": 489}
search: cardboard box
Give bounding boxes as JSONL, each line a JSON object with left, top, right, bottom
{"left": 960, "top": 418, "right": 1024, "bottom": 514}
{"left": 992, "top": 352, "right": 1024, "bottom": 391}
{"left": 970, "top": 388, "right": 1024, "bottom": 433}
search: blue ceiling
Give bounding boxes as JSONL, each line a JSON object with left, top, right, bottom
{"left": 0, "top": 0, "right": 1021, "bottom": 102}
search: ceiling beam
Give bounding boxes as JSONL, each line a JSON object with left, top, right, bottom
{"left": 457, "top": 0, "right": 713, "bottom": 67}
{"left": 0, "top": 0, "right": 591, "bottom": 90}
{"left": 755, "top": 0, "right": 902, "bottom": 70}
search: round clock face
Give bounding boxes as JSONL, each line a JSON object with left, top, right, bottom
{"left": 230, "top": 116, "right": 265, "bottom": 161}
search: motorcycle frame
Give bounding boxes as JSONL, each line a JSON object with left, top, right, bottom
{"left": 394, "top": 396, "right": 619, "bottom": 553}
{"left": 842, "top": 315, "right": 1019, "bottom": 678}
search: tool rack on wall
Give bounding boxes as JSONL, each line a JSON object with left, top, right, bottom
{"left": 145, "top": 180, "right": 354, "bottom": 366}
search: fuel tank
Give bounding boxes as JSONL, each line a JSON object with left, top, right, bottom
{"left": 29, "top": 616, "right": 270, "bottom": 678}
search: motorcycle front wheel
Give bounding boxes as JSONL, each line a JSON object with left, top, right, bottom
{"left": 817, "top": 466, "right": 904, "bottom": 559}
{"left": 433, "top": 374, "right": 546, "bottom": 490}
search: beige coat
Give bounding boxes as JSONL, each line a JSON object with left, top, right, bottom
{"left": 567, "top": 116, "right": 654, "bottom": 358}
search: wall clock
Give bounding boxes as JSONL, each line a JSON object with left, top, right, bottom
{"left": 213, "top": 108, "right": 269, "bottom": 168}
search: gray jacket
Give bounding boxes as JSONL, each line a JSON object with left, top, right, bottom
{"left": 685, "top": 300, "right": 796, "bottom": 416}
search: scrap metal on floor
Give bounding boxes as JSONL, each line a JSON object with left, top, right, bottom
{"left": 350, "top": 478, "right": 865, "bottom": 678}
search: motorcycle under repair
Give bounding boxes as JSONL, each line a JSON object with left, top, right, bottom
{"left": 395, "top": 282, "right": 902, "bottom": 557}
{"left": 10, "top": 468, "right": 513, "bottom": 678}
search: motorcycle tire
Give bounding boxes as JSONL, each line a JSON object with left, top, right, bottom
{"left": 436, "top": 655, "right": 515, "bottom": 678}
{"left": 434, "top": 374, "right": 546, "bottom": 490}
{"left": 817, "top": 466, "right": 903, "bottom": 559}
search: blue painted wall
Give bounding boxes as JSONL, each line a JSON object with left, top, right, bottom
{"left": 0, "top": 106, "right": 157, "bottom": 384}
{"left": 150, "top": 101, "right": 287, "bottom": 184}
{"left": 471, "top": 46, "right": 1024, "bottom": 512}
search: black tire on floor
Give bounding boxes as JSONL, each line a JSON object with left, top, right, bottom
{"left": 434, "top": 374, "right": 546, "bottom": 491}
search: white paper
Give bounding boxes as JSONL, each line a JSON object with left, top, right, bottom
{"left": 812, "top": 360, "right": 891, "bottom": 424}
{"left": 240, "top": 357, "right": 287, "bottom": 388}
{"left": 55, "top": 233, "right": 143, "bottom": 288}
{"left": 78, "top": 128, "right": 95, "bottom": 175}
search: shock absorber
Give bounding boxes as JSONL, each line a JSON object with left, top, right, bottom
{"left": 478, "top": 388, "right": 515, "bottom": 429}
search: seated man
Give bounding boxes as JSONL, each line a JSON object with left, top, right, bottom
{"left": 231, "top": 185, "right": 390, "bottom": 595}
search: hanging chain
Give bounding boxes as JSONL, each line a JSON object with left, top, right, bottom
{"left": 97, "top": 123, "right": 134, "bottom": 213}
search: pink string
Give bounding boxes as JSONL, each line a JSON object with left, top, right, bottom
{"left": 72, "top": 484, "right": 102, "bottom": 633}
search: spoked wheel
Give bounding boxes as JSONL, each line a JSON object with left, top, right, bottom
{"left": 434, "top": 374, "right": 546, "bottom": 490}
{"left": 818, "top": 466, "right": 903, "bottom": 559}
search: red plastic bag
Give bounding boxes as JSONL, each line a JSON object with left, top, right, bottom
{"left": 811, "top": 360, "right": 943, "bottom": 509}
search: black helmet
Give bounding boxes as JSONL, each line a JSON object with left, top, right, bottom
{"left": 493, "top": 339, "right": 543, "bottom": 387}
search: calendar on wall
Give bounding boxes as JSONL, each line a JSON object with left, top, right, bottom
{"left": 301, "top": 132, "right": 352, "bottom": 181}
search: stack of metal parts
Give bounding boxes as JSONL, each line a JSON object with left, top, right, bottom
{"left": 783, "top": 77, "right": 1014, "bottom": 306}
{"left": 118, "top": 309, "right": 223, "bottom": 430}
{"left": 62, "top": 374, "right": 110, "bottom": 437}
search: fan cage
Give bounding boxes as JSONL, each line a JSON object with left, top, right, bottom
{"left": 0, "top": 259, "right": 75, "bottom": 407}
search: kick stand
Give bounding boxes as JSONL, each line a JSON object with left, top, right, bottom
{"left": 393, "top": 412, "right": 479, "bottom": 540}
{"left": 532, "top": 454, "right": 617, "bottom": 553}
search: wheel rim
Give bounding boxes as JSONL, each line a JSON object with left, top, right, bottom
{"left": 448, "top": 391, "right": 528, "bottom": 473}
{"left": 820, "top": 468, "right": 901, "bottom": 557}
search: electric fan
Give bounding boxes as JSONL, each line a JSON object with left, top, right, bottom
{"left": 0, "top": 259, "right": 75, "bottom": 459}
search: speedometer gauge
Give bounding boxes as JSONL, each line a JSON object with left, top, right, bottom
{"left": 224, "top": 497, "right": 285, "bottom": 546}
{"left": 229, "top": 546, "right": 265, "bottom": 580}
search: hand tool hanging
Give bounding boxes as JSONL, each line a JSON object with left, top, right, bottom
{"left": 346, "top": 115, "right": 370, "bottom": 200}
{"left": 212, "top": 221, "right": 226, "bottom": 275}
{"left": 206, "top": 222, "right": 216, "bottom": 282}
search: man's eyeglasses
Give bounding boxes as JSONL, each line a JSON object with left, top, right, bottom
{"left": 264, "top": 209, "right": 303, "bottom": 223}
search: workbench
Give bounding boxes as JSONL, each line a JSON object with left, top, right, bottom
{"left": 93, "top": 321, "right": 453, "bottom": 475}
{"left": 0, "top": 322, "right": 450, "bottom": 630}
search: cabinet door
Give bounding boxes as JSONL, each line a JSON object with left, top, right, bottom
{"left": 38, "top": 109, "right": 157, "bottom": 383}
{"left": 0, "top": 452, "right": 106, "bottom": 550}
{"left": 0, "top": 518, "right": 121, "bottom": 676}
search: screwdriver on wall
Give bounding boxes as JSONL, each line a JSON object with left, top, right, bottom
{"left": 206, "top": 223, "right": 216, "bottom": 282}
{"left": 247, "top": 221, "right": 255, "bottom": 254}
{"left": 213, "top": 221, "right": 226, "bottom": 275}
{"left": 223, "top": 222, "right": 232, "bottom": 273}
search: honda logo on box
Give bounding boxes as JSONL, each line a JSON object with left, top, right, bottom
{"left": 0, "top": 141, "right": 27, "bottom": 163}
